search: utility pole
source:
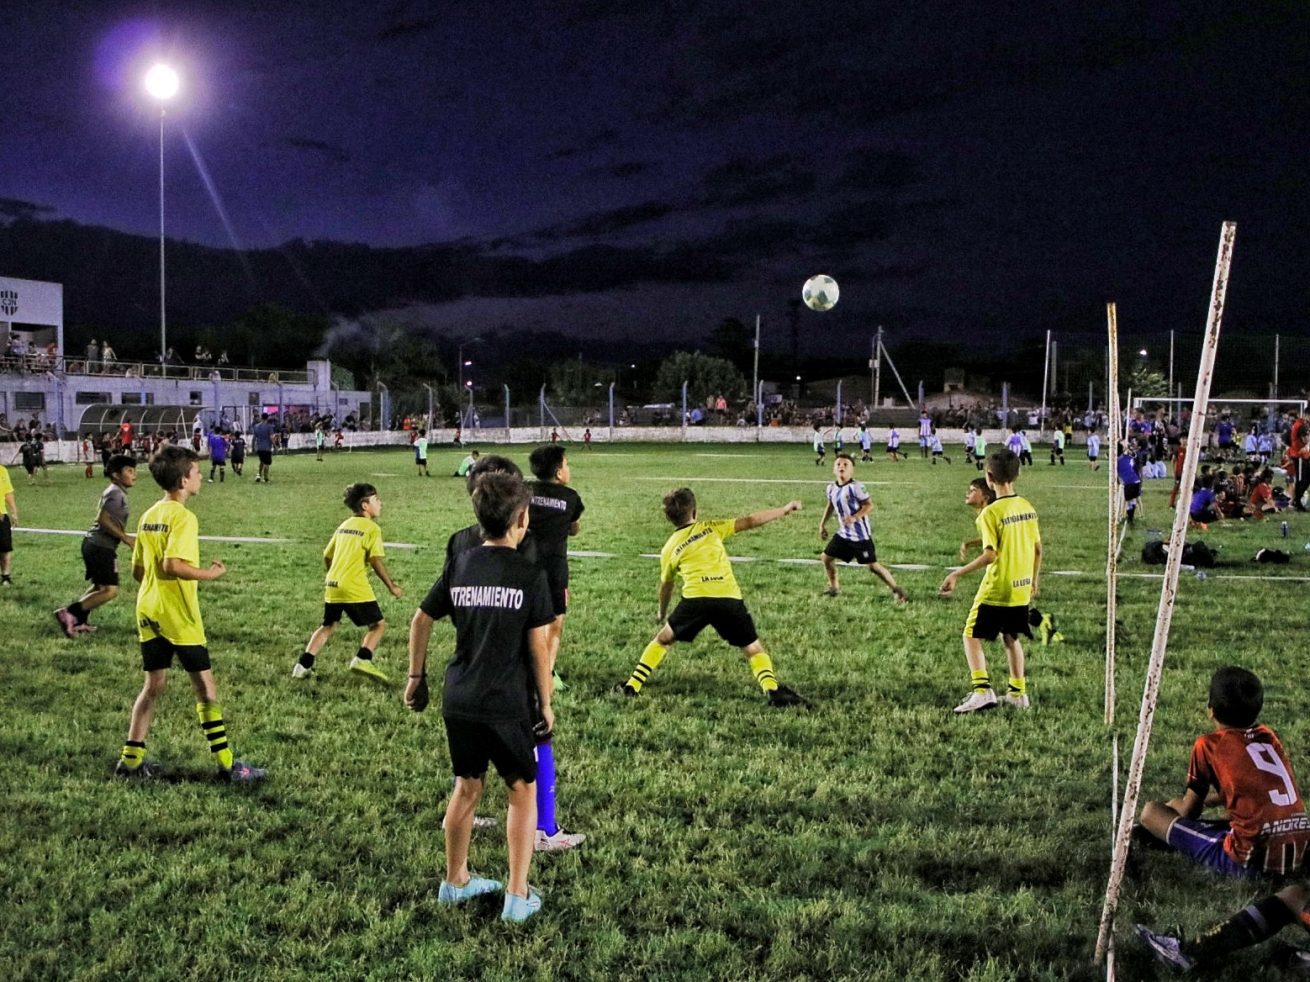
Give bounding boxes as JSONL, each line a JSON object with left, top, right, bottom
{"left": 752, "top": 313, "right": 761, "bottom": 428}
{"left": 872, "top": 325, "right": 883, "bottom": 410}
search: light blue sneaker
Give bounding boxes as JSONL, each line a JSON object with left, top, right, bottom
{"left": 501, "top": 887, "right": 542, "bottom": 923}
{"left": 1134, "top": 924, "right": 1195, "bottom": 972}
{"left": 438, "top": 876, "right": 502, "bottom": 904}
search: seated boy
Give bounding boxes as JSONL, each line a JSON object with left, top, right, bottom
{"left": 1137, "top": 881, "right": 1310, "bottom": 972}
{"left": 453, "top": 449, "right": 480, "bottom": 478}
{"left": 619, "top": 488, "right": 807, "bottom": 707}
{"left": 1138, "top": 666, "right": 1310, "bottom": 878}
{"left": 818, "top": 453, "right": 906, "bottom": 603}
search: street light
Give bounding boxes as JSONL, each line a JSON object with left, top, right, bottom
{"left": 144, "top": 64, "right": 179, "bottom": 367}
{"left": 457, "top": 337, "right": 483, "bottom": 394}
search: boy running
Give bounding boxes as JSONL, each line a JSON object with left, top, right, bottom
{"left": 406, "top": 471, "right": 557, "bottom": 922}
{"left": 0, "top": 457, "right": 16, "bottom": 585}
{"left": 115, "top": 446, "right": 264, "bottom": 781}
{"left": 939, "top": 450, "right": 1041, "bottom": 713}
{"left": 964, "top": 428, "right": 977, "bottom": 466}
{"left": 293, "top": 482, "right": 403, "bottom": 681}
{"left": 818, "top": 453, "right": 907, "bottom": 603}
{"left": 886, "top": 427, "right": 903, "bottom": 462}
{"left": 55, "top": 454, "right": 136, "bottom": 636}
{"left": 930, "top": 429, "right": 951, "bottom": 464}
{"left": 618, "top": 488, "right": 808, "bottom": 707}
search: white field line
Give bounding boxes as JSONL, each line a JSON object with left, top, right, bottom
{"left": 17, "top": 527, "right": 292, "bottom": 544}
{"left": 631, "top": 476, "right": 892, "bottom": 485}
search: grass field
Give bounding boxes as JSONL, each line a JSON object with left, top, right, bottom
{"left": 3, "top": 442, "right": 1309, "bottom": 980}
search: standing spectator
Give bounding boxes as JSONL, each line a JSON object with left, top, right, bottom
{"left": 85, "top": 339, "right": 100, "bottom": 374}
{"left": 1290, "top": 409, "right": 1309, "bottom": 511}
{"left": 100, "top": 342, "right": 117, "bottom": 372}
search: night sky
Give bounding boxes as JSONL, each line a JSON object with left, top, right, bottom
{"left": 2, "top": 2, "right": 1308, "bottom": 350}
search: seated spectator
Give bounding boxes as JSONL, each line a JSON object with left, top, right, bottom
{"left": 1245, "top": 469, "right": 1277, "bottom": 519}
{"left": 1190, "top": 474, "right": 1221, "bottom": 527}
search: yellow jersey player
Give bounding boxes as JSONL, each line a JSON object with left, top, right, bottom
{"left": 618, "top": 487, "right": 808, "bottom": 707}
{"left": 939, "top": 449, "right": 1042, "bottom": 714}
{"left": 116, "top": 446, "right": 265, "bottom": 781}
{"left": 293, "top": 482, "right": 403, "bottom": 682}
{"left": 0, "top": 457, "right": 16, "bottom": 585}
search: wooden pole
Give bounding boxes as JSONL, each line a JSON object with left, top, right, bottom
{"left": 1094, "top": 222, "right": 1236, "bottom": 966}
{"left": 1105, "top": 303, "right": 1120, "bottom": 727}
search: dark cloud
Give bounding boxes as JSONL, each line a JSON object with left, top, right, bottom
{"left": 376, "top": 17, "right": 439, "bottom": 41}
{"left": 584, "top": 160, "right": 653, "bottom": 180}
{"left": 0, "top": 198, "right": 55, "bottom": 221}
{"left": 546, "top": 127, "right": 620, "bottom": 161}
{"left": 545, "top": 200, "right": 678, "bottom": 240}
{"left": 833, "top": 148, "right": 922, "bottom": 193}
{"left": 287, "top": 138, "right": 351, "bottom": 164}
{"left": 700, "top": 155, "right": 816, "bottom": 208}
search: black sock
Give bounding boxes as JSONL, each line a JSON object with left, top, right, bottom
{"left": 298, "top": 652, "right": 316, "bottom": 669}
{"left": 68, "top": 601, "right": 88, "bottom": 623}
{"left": 1186, "top": 895, "right": 1296, "bottom": 962}
{"left": 355, "top": 646, "right": 373, "bottom": 661}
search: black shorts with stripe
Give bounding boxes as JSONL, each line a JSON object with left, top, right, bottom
{"left": 964, "top": 603, "right": 1033, "bottom": 642}
{"left": 668, "top": 597, "right": 758, "bottom": 648}
{"left": 823, "top": 534, "right": 876, "bottom": 565}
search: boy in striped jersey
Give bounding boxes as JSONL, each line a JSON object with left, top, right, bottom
{"left": 818, "top": 454, "right": 907, "bottom": 603}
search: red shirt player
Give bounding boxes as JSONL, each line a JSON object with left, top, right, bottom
{"left": 118, "top": 418, "right": 134, "bottom": 452}
{"left": 583, "top": 428, "right": 592, "bottom": 450}
{"left": 1291, "top": 413, "right": 1309, "bottom": 510}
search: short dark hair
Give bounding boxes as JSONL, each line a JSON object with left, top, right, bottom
{"left": 260, "top": 413, "right": 269, "bottom": 421}
{"left": 471, "top": 471, "right": 531, "bottom": 539}
{"left": 986, "top": 449, "right": 1021, "bottom": 484}
{"left": 969, "top": 476, "right": 996, "bottom": 504}
{"left": 1209, "top": 666, "right": 1263, "bottom": 728}
{"left": 529, "top": 444, "right": 567, "bottom": 481}
{"left": 465, "top": 454, "right": 522, "bottom": 495}
{"left": 105, "top": 454, "right": 136, "bottom": 479}
{"left": 343, "top": 482, "right": 378, "bottom": 512}
{"left": 834, "top": 451, "right": 854, "bottom": 465}
{"left": 663, "top": 487, "right": 696, "bottom": 526}
{"left": 148, "top": 446, "right": 197, "bottom": 491}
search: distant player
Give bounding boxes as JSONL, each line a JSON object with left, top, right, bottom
{"left": 453, "top": 449, "right": 481, "bottom": 478}
{"left": 315, "top": 424, "right": 326, "bottom": 461}
{"left": 583, "top": 428, "right": 592, "bottom": 450}
{"left": 207, "top": 428, "right": 228, "bottom": 483}
{"left": 0, "top": 455, "right": 17, "bottom": 586}
{"left": 252, "top": 413, "right": 275, "bottom": 483}
{"left": 812, "top": 424, "right": 826, "bottom": 466}
{"left": 55, "top": 454, "right": 136, "bottom": 636}
{"left": 405, "top": 471, "right": 557, "bottom": 922}
{"left": 964, "top": 428, "right": 976, "bottom": 465}
{"left": 415, "top": 430, "right": 430, "bottom": 477}
{"left": 917, "top": 410, "right": 932, "bottom": 459}
{"left": 293, "top": 482, "right": 403, "bottom": 682}
{"left": 939, "top": 450, "right": 1041, "bottom": 713}
{"left": 115, "top": 446, "right": 264, "bottom": 781}
{"left": 857, "top": 424, "right": 872, "bottom": 462}
{"left": 930, "top": 429, "right": 951, "bottom": 464}
{"left": 1086, "top": 431, "right": 1101, "bottom": 471}
{"left": 886, "top": 427, "right": 903, "bottom": 462}
{"left": 230, "top": 430, "right": 246, "bottom": 477}
{"left": 618, "top": 488, "right": 808, "bottom": 707}
{"left": 818, "top": 453, "right": 907, "bottom": 603}
{"left": 1049, "top": 427, "right": 1066, "bottom": 465}
{"left": 1118, "top": 444, "right": 1142, "bottom": 524}
{"left": 973, "top": 428, "right": 988, "bottom": 471}
{"left": 1018, "top": 430, "right": 1033, "bottom": 467}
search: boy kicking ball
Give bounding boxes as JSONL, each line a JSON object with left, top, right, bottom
{"left": 818, "top": 453, "right": 907, "bottom": 603}
{"left": 618, "top": 488, "right": 807, "bottom": 707}
{"left": 293, "top": 483, "right": 402, "bottom": 681}
{"left": 939, "top": 450, "right": 1041, "bottom": 714}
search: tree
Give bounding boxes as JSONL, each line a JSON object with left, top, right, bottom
{"left": 1127, "top": 364, "right": 1170, "bottom": 398}
{"left": 653, "top": 351, "right": 747, "bottom": 405}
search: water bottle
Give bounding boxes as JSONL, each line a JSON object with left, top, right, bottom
{"left": 1281, "top": 521, "right": 1290, "bottom": 538}
{"left": 1195, "top": 570, "right": 1207, "bottom": 581}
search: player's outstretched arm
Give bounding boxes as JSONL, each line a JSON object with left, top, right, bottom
{"left": 735, "top": 500, "right": 803, "bottom": 533}
{"left": 370, "top": 556, "right": 403, "bottom": 597}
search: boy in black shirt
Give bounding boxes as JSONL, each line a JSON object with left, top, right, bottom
{"left": 407, "top": 471, "right": 556, "bottom": 923}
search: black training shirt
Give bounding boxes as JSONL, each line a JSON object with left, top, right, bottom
{"left": 445, "top": 523, "right": 540, "bottom": 569}
{"left": 527, "top": 481, "right": 585, "bottom": 559}
{"left": 421, "top": 545, "right": 554, "bottom": 722}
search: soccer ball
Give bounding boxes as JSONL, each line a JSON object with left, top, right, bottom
{"left": 802, "top": 275, "right": 839, "bottom": 312}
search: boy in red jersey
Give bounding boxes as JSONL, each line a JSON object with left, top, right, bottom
{"left": 1138, "top": 666, "right": 1310, "bottom": 877}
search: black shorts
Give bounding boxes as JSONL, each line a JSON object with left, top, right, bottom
{"left": 823, "top": 535, "right": 876, "bottom": 565}
{"left": 257, "top": 450, "right": 273, "bottom": 466}
{"left": 538, "top": 555, "right": 569, "bottom": 616}
{"left": 322, "top": 601, "right": 384, "bottom": 627}
{"left": 1123, "top": 483, "right": 1142, "bottom": 501}
{"left": 81, "top": 539, "right": 119, "bottom": 586}
{"left": 443, "top": 716, "right": 537, "bottom": 785}
{"left": 667, "top": 597, "right": 758, "bottom": 648}
{"left": 0, "top": 514, "right": 10, "bottom": 552}
{"left": 964, "top": 603, "right": 1033, "bottom": 641}
{"left": 140, "top": 636, "right": 212, "bottom": 673}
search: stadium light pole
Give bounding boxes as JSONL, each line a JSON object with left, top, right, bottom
{"left": 144, "top": 64, "right": 179, "bottom": 367}
{"left": 457, "top": 337, "right": 483, "bottom": 394}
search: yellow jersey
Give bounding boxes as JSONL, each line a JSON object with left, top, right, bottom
{"left": 659, "top": 519, "right": 741, "bottom": 599}
{"left": 0, "top": 464, "right": 12, "bottom": 499}
{"left": 973, "top": 494, "right": 1040, "bottom": 607}
{"left": 133, "top": 499, "right": 205, "bottom": 645}
{"left": 324, "top": 515, "right": 384, "bottom": 603}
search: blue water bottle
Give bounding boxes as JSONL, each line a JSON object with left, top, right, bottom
{"left": 1281, "top": 521, "right": 1290, "bottom": 539}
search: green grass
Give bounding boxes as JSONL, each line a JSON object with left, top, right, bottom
{"left": 2, "top": 444, "right": 1309, "bottom": 980}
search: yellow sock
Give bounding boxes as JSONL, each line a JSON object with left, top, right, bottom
{"left": 1008, "top": 677, "right": 1026, "bottom": 696}
{"left": 970, "top": 669, "right": 991, "bottom": 693}
{"left": 196, "top": 702, "right": 235, "bottom": 771}
{"left": 625, "top": 641, "right": 667, "bottom": 692}
{"left": 748, "top": 652, "right": 779, "bottom": 692}
{"left": 119, "top": 741, "right": 146, "bottom": 769}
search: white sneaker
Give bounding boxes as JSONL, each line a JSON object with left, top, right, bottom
{"left": 534, "top": 828, "right": 586, "bottom": 852}
{"left": 953, "top": 690, "right": 998, "bottom": 714}
{"left": 1003, "top": 693, "right": 1030, "bottom": 709}
{"left": 291, "top": 662, "right": 313, "bottom": 679}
